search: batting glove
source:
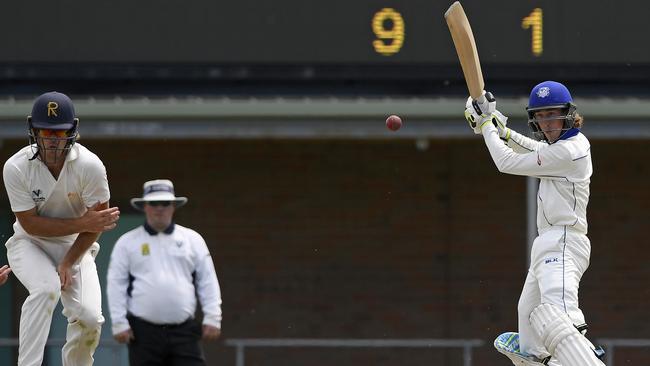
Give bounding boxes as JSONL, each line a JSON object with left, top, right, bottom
{"left": 464, "top": 97, "right": 492, "bottom": 134}
{"left": 464, "top": 98, "right": 482, "bottom": 134}
{"left": 464, "top": 91, "right": 496, "bottom": 135}
{"left": 490, "top": 110, "right": 510, "bottom": 141}
{"left": 472, "top": 91, "right": 496, "bottom": 117}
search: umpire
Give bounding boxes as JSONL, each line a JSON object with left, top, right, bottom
{"left": 107, "top": 179, "right": 222, "bottom": 366}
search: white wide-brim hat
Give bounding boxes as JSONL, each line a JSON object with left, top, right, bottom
{"left": 130, "top": 179, "right": 188, "bottom": 211}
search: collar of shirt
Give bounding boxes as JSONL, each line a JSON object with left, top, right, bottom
{"left": 143, "top": 221, "right": 175, "bottom": 235}
{"left": 557, "top": 127, "right": 580, "bottom": 142}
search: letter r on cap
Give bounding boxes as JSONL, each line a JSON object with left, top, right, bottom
{"left": 47, "top": 102, "right": 58, "bottom": 117}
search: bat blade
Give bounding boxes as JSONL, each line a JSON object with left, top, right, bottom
{"left": 445, "top": 1, "right": 484, "bottom": 99}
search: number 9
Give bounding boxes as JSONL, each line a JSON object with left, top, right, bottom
{"left": 372, "top": 8, "right": 405, "bottom": 56}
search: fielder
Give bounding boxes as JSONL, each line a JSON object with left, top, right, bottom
{"left": 465, "top": 81, "right": 605, "bottom": 366}
{"left": 2, "top": 91, "right": 120, "bottom": 365}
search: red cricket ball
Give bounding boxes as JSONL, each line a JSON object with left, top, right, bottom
{"left": 386, "top": 115, "right": 403, "bottom": 131}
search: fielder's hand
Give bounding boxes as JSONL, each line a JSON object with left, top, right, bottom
{"left": 80, "top": 203, "right": 120, "bottom": 233}
{"left": 57, "top": 262, "right": 73, "bottom": 290}
{"left": 0, "top": 265, "right": 11, "bottom": 286}
{"left": 202, "top": 325, "right": 221, "bottom": 341}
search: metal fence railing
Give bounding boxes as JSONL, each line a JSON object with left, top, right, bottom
{"left": 596, "top": 338, "right": 650, "bottom": 366}
{"left": 225, "top": 338, "right": 485, "bottom": 366}
{"left": 1, "top": 336, "right": 647, "bottom": 366}
{"left": 0, "top": 338, "right": 125, "bottom": 366}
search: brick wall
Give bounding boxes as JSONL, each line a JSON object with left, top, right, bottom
{"left": 0, "top": 138, "right": 647, "bottom": 366}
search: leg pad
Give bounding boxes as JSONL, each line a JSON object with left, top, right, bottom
{"left": 530, "top": 304, "right": 605, "bottom": 366}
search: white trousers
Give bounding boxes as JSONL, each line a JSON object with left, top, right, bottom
{"left": 517, "top": 226, "right": 591, "bottom": 360}
{"left": 6, "top": 236, "right": 104, "bottom": 366}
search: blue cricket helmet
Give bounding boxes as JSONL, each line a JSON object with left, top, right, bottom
{"left": 526, "top": 81, "right": 578, "bottom": 142}
{"left": 527, "top": 81, "right": 573, "bottom": 111}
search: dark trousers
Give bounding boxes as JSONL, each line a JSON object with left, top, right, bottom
{"left": 127, "top": 314, "right": 206, "bottom": 366}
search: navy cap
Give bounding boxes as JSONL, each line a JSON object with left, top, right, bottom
{"left": 30, "top": 92, "right": 77, "bottom": 130}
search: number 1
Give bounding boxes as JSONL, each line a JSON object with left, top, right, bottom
{"left": 522, "top": 8, "right": 543, "bottom": 57}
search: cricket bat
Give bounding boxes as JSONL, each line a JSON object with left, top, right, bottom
{"left": 445, "top": 1, "right": 485, "bottom": 100}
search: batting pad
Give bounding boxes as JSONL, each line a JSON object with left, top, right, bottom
{"left": 494, "top": 332, "right": 554, "bottom": 366}
{"left": 530, "top": 304, "right": 605, "bottom": 366}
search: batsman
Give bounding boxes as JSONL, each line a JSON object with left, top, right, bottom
{"left": 2, "top": 92, "right": 120, "bottom": 365}
{"left": 465, "top": 81, "right": 606, "bottom": 366}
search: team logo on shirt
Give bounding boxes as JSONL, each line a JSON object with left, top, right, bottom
{"left": 31, "top": 189, "right": 45, "bottom": 202}
{"left": 176, "top": 241, "right": 183, "bottom": 248}
{"left": 141, "top": 243, "right": 150, "bottom": 256}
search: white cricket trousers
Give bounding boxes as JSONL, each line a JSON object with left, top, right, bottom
{"left": 517, "top": 226, "right": 591, "bottom": 359}
{"left": 6, "top": 236, "right": 104, "bottom": 366}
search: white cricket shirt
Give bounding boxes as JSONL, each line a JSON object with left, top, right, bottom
{"left": 3, "top": 144, "right": 110, "bottom": 258}
{"left": 107, "top": 223, "right": 222, "bottom": 335}
{"left": 482, "top": 123, "right": 592, "bottom": 234}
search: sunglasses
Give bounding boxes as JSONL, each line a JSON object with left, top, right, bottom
{"left": 37, "top": 129, "right": 69, "bottom": 138}
{"left": 147, "top": 201, "right": 173, "bottom": 207}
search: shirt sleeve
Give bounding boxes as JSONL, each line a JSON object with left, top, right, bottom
{"left": 482, "top": 123, "right": 574, "bottom": 179}
{"left": 3, "top": 159, "right": 36, "bottom": 212}
{"left": 507, "top": 129, "right": 548, "bottom": 153}
{"left": 192, "top": 233, "right": 222, "bottom": 329}
{"left": 81, "top": 156, "right": 111, "bottom": 207}
{"left": 106, "top": 236, "right": 132, "bottom": 335}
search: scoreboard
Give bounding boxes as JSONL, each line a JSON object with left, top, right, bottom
{"left": 0, "top": 0, "right": 646, "bottom": 80}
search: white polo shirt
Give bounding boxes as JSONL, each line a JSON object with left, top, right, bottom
{"left": 482, "top": 124, "right": 592, "bottom": 234}
{"left": 107, "top": 223, "right": 222, "bottom": 335}
{"left": 3, "top": 143, "right": 110, "bottom": 258}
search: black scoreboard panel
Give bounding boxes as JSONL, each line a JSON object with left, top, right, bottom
{"left": 0, "top": 0, "right": 646, "bottom": 82}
